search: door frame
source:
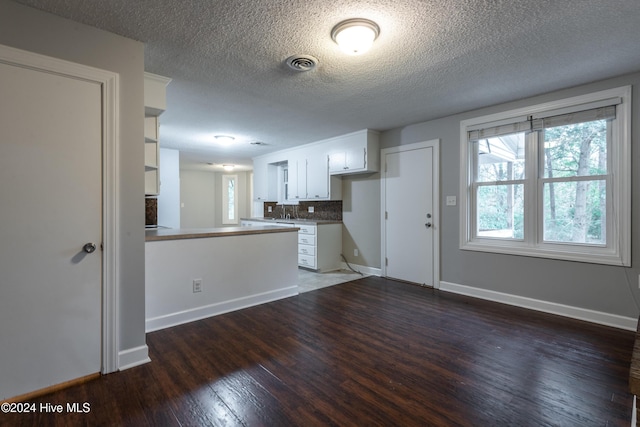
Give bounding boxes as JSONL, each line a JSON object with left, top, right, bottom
{"left": 0, "top": 44, "right": 120, "bottom": 374}
{"left": 380, "top": 139, "right": 440, "bottom": 288}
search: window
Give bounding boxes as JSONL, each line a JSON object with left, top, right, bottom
{"left": 222, "top": 175, "right": 238, "bottom": 225}
{"left": 460, "top": 86, "right": 631, "bottom": 266}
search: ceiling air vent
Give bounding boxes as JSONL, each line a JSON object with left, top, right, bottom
{"left": 285, "top": 55, "right": 318, "bottom": 72}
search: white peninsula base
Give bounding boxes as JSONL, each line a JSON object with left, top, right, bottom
{"left": 145, "top": 227, "right": 299, "bottom": 332}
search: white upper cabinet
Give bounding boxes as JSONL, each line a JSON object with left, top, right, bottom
{"left": 251, "top": 129, "right": 377, "bottom": 202}
{"left": 306, "top": 151, "right": 329, "bottom": 199}
{"left": 327, "top": 129, "right": 380, "bottom": 175}
{"left": 287, "top": 151, "right": 307, "bottom": 201}
{"left": 306, "top": 144, "right": 342, "bottom": 200}
{"left": 144, "top": 72, "right": 171, "bottom": 196}
{"left": 252, "top": 158, "right": 271, "bottom": 201}
{"left": 144, "top": 116, "right": 160, "bottom": 195}
{"left": 252, "top": 153, "right": 283, "bottom": 202}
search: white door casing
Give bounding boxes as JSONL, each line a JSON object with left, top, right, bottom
{"left": 0, "top": 44, "right": 119, "bottom": 399}
{"left": 381, "top": 140, "right": 440, "bottom": 288}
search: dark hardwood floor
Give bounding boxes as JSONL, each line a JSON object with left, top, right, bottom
{"left": 1, "top": 276, "right": 635, "bottom": 426}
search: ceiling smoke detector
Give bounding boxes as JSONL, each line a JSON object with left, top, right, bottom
{"left": 285, "top": 55, "right": 318, "bottom": 72}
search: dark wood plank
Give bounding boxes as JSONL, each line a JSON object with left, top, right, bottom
{"left": 1, "top": 276, "right": 634, "bottom": 426}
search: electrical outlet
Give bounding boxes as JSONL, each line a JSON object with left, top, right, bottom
{"left": 354, "top": 248, "right": 359, "bottom": 257}
{"left": 308, "top": 206, "right": 314, "bottom": 213}
{"left": 193, "top": 278, "right": 202, "bottom": 293}
{"left": 446, "top": 196, "right": 457, "bottom": 206}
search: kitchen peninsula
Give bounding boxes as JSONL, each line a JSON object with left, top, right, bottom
{"left": 241, "top": 217, "right": 342, "bottom": 273}
{"left": 145, "top": 225, "right": 299, "bottom": 332}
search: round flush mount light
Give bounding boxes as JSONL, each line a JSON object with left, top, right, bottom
{"left": 222, "top": 164, "right": 235, "bottom": 171}
{"left": 214, "top": 135, "right": 235, "bottom": 145}
{"left": 331, "top": 18, "right": 380, "bottom": 55}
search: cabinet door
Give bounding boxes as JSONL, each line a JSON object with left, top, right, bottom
{"left": 307, "top": 153, "right": 329, "bottom": 199}
{"left": 346, "top": 146, "right": 366, "bottom": 171}
{"left": 253, "top": 159, "right": 269, "bottom": 201}
{"left": 287, "top": 155, "right": 307, "bottom": 200}
{"left": 328, "top": 152, "right": 346, "bottom": 173}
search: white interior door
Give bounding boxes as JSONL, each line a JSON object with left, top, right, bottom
{"left": 0, "top": 59, "right": 103, "bottom": 399}
{"left": 382, "top": 141, "right": 439, "bottom": 287}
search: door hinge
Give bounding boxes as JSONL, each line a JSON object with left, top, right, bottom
{"left": 385, "top": 211, "right": 388, "bottom": 220}
{"left": 385, "top": 257, "right": 388, "bottom": 266}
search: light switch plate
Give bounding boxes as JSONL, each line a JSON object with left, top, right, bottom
{"left": 308, "top": 206, "right": 315, "bottom": 213}
{"left": 446, "top": 196, "right": 457, "bottom": 206}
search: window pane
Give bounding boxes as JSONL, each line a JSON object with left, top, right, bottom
{"left": 227, "top": 178, "right": 235, "bottom": 220}
{"left": 476, "top": 133, "right": 525, "bottom": 182}
{"left": 476, "top": 184, "right": 524, "bottom": 239}
{"left": 543, "top": 180, "right": 606, "bottom": 244}
{"left": 543, "top": 120, "right": 608, "bottom": 179}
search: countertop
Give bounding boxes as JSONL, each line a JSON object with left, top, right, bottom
{"left": 241, "top": 217, "right": 343, "bottom": 225}
{"left": 146, "top": 225, "right": 299, "bottom": 242}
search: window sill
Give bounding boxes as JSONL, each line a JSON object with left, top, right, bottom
{"left": 461, "top": 240, "right": 629, "bottom": 266}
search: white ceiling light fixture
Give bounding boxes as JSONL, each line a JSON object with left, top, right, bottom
{"left": 222, "top": 164, "right": 235, "bottom": 171}
{"left": 331, "top": 18, "right": 380, "bottom": 55}
{"left": 214, "top": 135, "right": 235, "bottom": 145}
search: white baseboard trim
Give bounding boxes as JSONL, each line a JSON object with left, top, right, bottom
{"left": 439, "top": 281, "right": 637, "bottom": 331}
{"left": 340, "top": 262, "right": 382, "bottom": 277}
{"left": 118, "top": 345, "right": 151, "bottom": 371}
{"left": 145, "top": 286, "right": 299, "bottom": 333}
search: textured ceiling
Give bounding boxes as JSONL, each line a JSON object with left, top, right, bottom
{"left": 12, "top": 0, "right": 640, "bottom": 170}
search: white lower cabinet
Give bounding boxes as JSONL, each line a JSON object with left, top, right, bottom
{"left": 297, "top": 223, "right": 342, "bottom": 272}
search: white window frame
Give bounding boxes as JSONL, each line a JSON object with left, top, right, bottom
{"left": 222, "top": 174, "right": 238, "bottom": 225}
{"left": 460, "top": 86, "right": 631, "bottom": 266}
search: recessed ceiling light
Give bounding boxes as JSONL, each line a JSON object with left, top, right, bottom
{"left": 331, "top": 18, "right": 380, "bottom": 55}
{"left": 250, "top": 141, "right": 267, "bottom": 146}
{"left": 214, "top": 135, "right": 235, "bottom": 145}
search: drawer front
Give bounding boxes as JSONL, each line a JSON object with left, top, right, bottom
{"left": 298, "top": 234, "right": 316, "bottom": 245}
{"left": 298, "top": 225, "right": 316, "bottom": 235}
{"left": 298, "top": 244, "right": 316, "bottom": 256}
{"left": 298, "top": 254, "right": 316, "bottom": 269}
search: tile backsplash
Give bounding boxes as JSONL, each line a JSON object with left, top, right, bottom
{"left": 145, "top": 197, "right": 158, "bottom": 226}
{"left": 263, "top": 201, "right": 342, "bottom": 221}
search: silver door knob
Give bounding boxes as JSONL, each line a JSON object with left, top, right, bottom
{"left": 83, "top": 243, "right": 97, "bottom": 253}
{"left": 425, "top": 222, "right": 432, "bottom": 228}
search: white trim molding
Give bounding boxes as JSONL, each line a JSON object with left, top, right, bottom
{"left": 0, "top": 44, "right": 120, "bottom": 374}
{"left": 118, "top": 346, "right": 151, "bottom": 371}
{"left": 440, "top": 281, "right": 637, "bottom": 331}
{"left": 146, "top": 286, "right": 299, "bottom": 333}
{"left": 340, "top": 263, "right": 382, "bottom": 277}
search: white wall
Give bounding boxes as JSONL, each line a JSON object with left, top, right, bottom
{"left": 344, "top": 72, "right": 640, "bottom": 322}
{"left": 180, "top": 169, "right": 252, "bottom": 228}
{"left": 0, "top": 1, "right": 147, "bottom": 362}
{"left": 180, "top": 170, "right": 216, "bottom": 228}
{"left": 342, "top": 173, "right": 381, "bottom": 268}
{"left": 157, "top": 148, "right": 180, "bottom": 228}
{"left": 145, "top": 230, "right": 299, "bottom": 331}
